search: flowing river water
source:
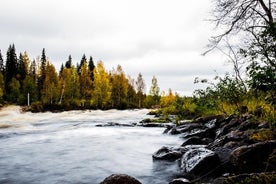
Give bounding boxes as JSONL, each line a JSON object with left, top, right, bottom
{"left": 0, "top": 106, "right": 182, "bottom": 184}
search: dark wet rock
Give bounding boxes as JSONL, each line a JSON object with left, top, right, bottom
{"left": 153, "top": 145, "right": 206, "bottom": 161}
{"left": 181, "top": 136, "right": 203, "bottom": 147}
{"left": 100, "top": 174, "right": 142, "bottom": 184}
{"left": 169, "top": 178, "right": 191, "bottom": 184}
{"left": 181, "top": 128, "right": 215, "bottom": 140}
{"left": 230, "top": 140, "right": 276, "bottom": 173}
{"left": 168, "top": 123, "right": 205, "bottom": 135}
{"left": 181, "top": 147, "right": 220, "bottom": 176}
{"left": 267, "top": 149, "right": 276, "bottom": 171}
{"left": 152, "top": 146, "right": 183, "bottom": 161}
{"left": 237, "top": 119, "right": 258, "bottom": 131}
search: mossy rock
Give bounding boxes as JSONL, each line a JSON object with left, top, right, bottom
{"left": 215, "top": 172, "right": 276, "bottom": 184}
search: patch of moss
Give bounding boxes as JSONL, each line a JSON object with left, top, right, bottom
{"left": 250, "top": 129, "right": 276, "bottom": 141}
{"left": 223, "top": 172, "right": 276, "bottom": 184}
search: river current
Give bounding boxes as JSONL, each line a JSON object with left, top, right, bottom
{"left": 0, "top": 106, "right": 182, "bottom": 184}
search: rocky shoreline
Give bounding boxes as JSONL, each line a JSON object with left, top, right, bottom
{"left": 100, "top": 114, "right": 275, "bottom": 184}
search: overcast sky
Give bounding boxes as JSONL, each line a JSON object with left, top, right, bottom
{"left": 0, "top": 0, "right": 233, "bottom": 96}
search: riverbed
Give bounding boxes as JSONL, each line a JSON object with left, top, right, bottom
{"left": 0, "top": 106, "right": 182, "bottom": 184}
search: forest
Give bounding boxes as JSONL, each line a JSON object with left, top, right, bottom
{"left": 0, "top": 46, "right": 155, "bottom": 110}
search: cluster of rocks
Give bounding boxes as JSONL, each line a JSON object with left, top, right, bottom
{"left": 152, "top": 115, "right": 276, "bottom": 183}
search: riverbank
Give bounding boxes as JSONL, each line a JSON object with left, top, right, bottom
{"left": 147, "top": 114, "right": 276, "bottom": 184}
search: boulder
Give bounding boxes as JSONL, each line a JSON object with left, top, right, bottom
{"left": 230, "top": 140, "right": 276, "bottom": 173}
{"left": 181, "top": 136, "right": 203, "bottom": 147}
{"left": 152, "top": 146, "right": 183, "bottom": 161}
{"left": 181, "top": 147, "right": 220, "bottom": 176}
{"left": 100, "top": 174, "right": 142, "bottom": 184}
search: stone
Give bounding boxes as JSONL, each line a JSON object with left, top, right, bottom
{"left": 230, "top": 140, "right": 276, "bottom": 173}
{"left": 100, "top": 174, "right": 142, "bottom": 184}
{"left": 152, "top": 146, "right": 183, "bottom": 161}
{"left": 181, "top": 136, "right": 203, "bottom": 147}
{"left": 181, "top": 147, "right": 220, "bottom": 176}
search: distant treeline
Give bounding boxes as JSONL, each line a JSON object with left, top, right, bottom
{"left": 0, "top": 44, "right": 164, "bottom": 111}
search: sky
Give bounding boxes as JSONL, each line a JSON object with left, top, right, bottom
{"left": 0, "top": 0, "right": 233, "bottom": 96}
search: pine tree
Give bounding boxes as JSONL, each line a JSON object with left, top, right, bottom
{"left": 18, "top": 53, "right": 28, "bottom": 84}
{"left": 5, "top": 44, "right": 18, "bottom": 94}
{"left": 0, "top": 49, "right": 4, "bottom": 74}
{"left": 38, "top": 48, "right": 47, "bottom": 100}
{"left": 65, "top": 55, "right": 72, "bottom": 69}
{"left": 149, "top": 75, "right": 160, "bottom": 106}
{"left": 88, "top": 56, "right": 95, "bottom": 82}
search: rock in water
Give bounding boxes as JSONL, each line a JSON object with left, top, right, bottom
{"left": 100, "top": 174, "right": 142, "bottom": 184}
{"left": 181, "top": 147, "right": 220, "bottom": 176}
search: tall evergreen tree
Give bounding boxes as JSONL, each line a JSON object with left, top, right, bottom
{"left": 5, "top": 44, "right": 18, "bottom": 94}
{"left": 88, "top": 56, "right": 95, "bottom": 82}
{"left": 0, "top": 49, "right": 4, "bottom": 74}
{"left": 18, "top": 53, "right": 28, "bottom": 83}
{"left": 65, "top": 55, "right": 72, "bottom": 69}
{"left": 38, "top": 48, "right": 47, "bottom": 99}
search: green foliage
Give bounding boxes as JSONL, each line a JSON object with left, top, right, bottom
{"left": 7, "top": 77, "right": 20, "bottom": 103}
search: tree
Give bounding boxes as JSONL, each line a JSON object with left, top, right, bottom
{"left": 38, "top": 48, "right": 47, "bottom": 100}
{"left": 148, "top": 75, "right": 160, "bottom": 106}
{"left": 79, "top": 60, "right": 92, "bottom": 100}
{"left": 92, "top": 61, "right": 111, "bottom": 109}
{"left": 0, "top": 49, "right": 4, "bottom": 74}
{"left": 20, "top": 75, "right": 38, "bottom": 105}
{"left": 18, "top": 52, "right": 29, "bottom": 87}
{"left": 136, "top": 72, "right": 146, "bottom": 108}
{"left": 126, "top": 75, "right": 137, "bottom": 108}
{"left": 0, "top": 72, "right": 4, "bottom": 102}
{"left": 41, "top": 62, "right": 59, "bottom": 104}
{"left": 160, "top": 88, "right": 175, "bottom": 107}
{"left": 7, "top": 77, "right": 20, "bottom": 103}
{"left": 5, "top": 44, "right": 18, "bottom": 94}
{"left": 59, "top": 66, "right": 80, "bottom": 104}
{"left": 209, "top": 0, "right": 275, "bottom": 50}
{"left": 88, "top": 56, "right": 95, "bottom": 82}
{"left": 65, "top": 55, "right": 72, "bottom": 69}
{"left": 110, "top": 65, "right": 128, "bottom": 108}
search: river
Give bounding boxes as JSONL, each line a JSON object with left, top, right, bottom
{"left": 0, "top": 106, "right": 182, "bottom": 184}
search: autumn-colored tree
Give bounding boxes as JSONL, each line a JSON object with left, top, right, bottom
{"left": 160, "top": 88, "right": 175, "bottom": 107}
{"left": 92, "top": 61, "right": 111, "bottom": 109}
{"left": 110, "top": 65, "right": 128, "bottom": 108}
{"left": 79, "top": 59, "right": 92, "bottom": 101}
{"left": 41, "top": 62, "right": 59, "bottom": 104}
{"left": 59, "top": 66, "right": 80, "bottom": 104}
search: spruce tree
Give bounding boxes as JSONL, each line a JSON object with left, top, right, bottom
{"left": 88, "top": 56, "right": 95, "bottom": 82}
{"left": 65, "top": 55, "right": 72, "bottom": 69}
{"left": 5, "top": 44, "right": 18, "bottom": 93}
{"left": 0, "top": 49, "right": 4, "bottom": 74}
{"left": 38, "top": 48, "right": 47, "bottom": 99}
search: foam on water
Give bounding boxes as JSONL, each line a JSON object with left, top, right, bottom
{"left": 0, "top": 107, "right": 182, "bottom": 184}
